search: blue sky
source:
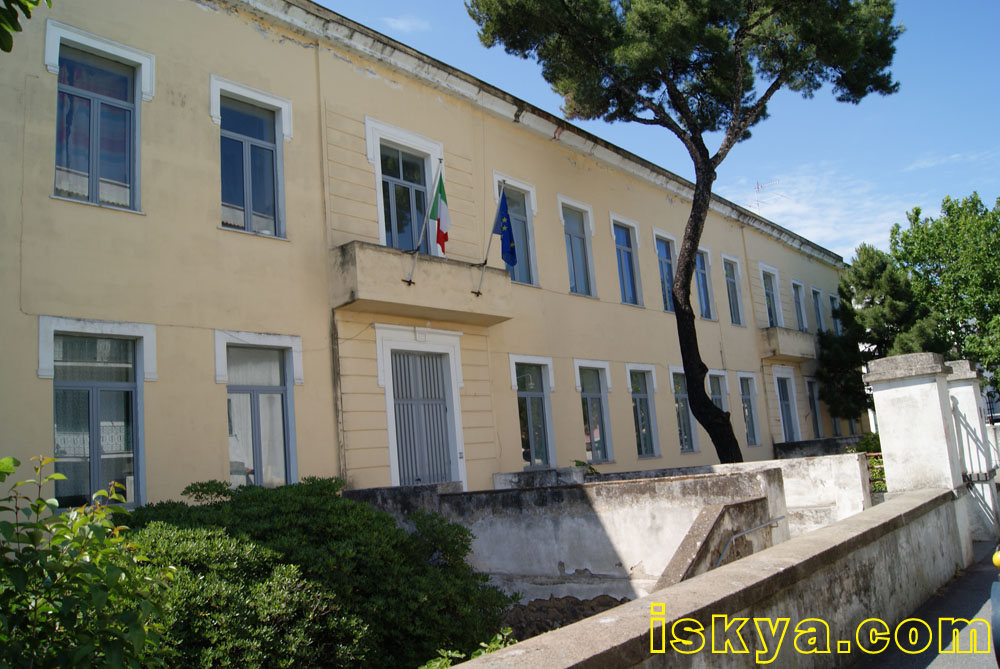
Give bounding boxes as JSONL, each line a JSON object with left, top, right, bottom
{"left": 315, "top": 1, "right": 1000, "bottom": 261}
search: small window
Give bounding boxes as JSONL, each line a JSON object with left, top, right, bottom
{"left": 792, "top": 282, "right": 808, "bottom": 332}
{"left": 614, "top": 223, "right": 639, "bottom": 305}
{"left": 381, "top": 144, "right": 429, "bottom": 253}
{"left": 806, "top": 379, "right": 822, "bottom": 438}
{"left": 708, "top": 373, "right": 727, "bottom": 411}
{"left": 505, "top": 188, "right": 534, "bottom": 284}
{"left": 774, "top": 372, "right": 800, "bottom": 442}
{"left": 656, "top": 237, "right": 675, "bottom": 312}
{"left": 723, "top": 259, "right": 743, "bottom": 325}
{"left": 811, "top": 288, "right": 826, "bottom": 332}
{"left": 563, "top": 204, "right": 594, "bottom": 296}
{"left": 220, "top": 98, "right": 280, "bottom": 236}
{"left": 630, "top": 370, "right": 656, "bottom": 457}
{"left": 738, "top": 375, "right": 760, "bottom": 446}
{"left": 762, "top": 271, "right": 779, "bottom": 327}
{"left": 830, "top": 296, "right": 843, "bottom": 335}
{"left": 516, "top": 363, "right": 551, "bottom": 467}
{"left": 580, "top": 367, "right": 610, "bottom": 462}
{"left": 672, "top": 372, "right": 696, "bottom": 453}
{"left": 695, "top": 251, "right": 713, "bottom": 319}
{"left": 55, "top": 47, "right": 137, "bottom": 209}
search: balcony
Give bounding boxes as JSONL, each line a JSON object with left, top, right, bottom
{"left": 329, "top": 241, "right": 513, "bottom": 326}
{"left": 759, "top": 326, "right": 817, "bottom": 362}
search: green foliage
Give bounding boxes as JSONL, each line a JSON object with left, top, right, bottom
{"left": 0, "top": 0, "right": 50, "bottom": 53}
{"left": 180, "top": 479, "right": 233, "bottom": 504}
{"left": 854, "top": 432, "right": 882, "bottom": 454}
{"left": 130, "top": 478, "right": 517, "bottom": 668}
{"left": 419, "top": 627, "right": 517, "bottom": 668}
{"left": 891, "top": 193, "right": 1000, "bottom": 386}
{"left": 0, "top": 456, "right": 170, "bottom": 668}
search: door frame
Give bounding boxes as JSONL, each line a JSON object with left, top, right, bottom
{"left": 375, "top": 324, "right": 467, "bottom": 489}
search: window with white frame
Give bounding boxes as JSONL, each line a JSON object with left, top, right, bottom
{"left": 672, "top": 370, "right": 697, "bottom": 453}
{"left": 695, "top": 250, "right": 713, "bottom": 319}
{"left": 515, "top": 362, "right": 552, "bottom": 467}
{"left": 738, "top": 374, "right": 760, "bottom": 446}
{"left": 760, "top": 264, "right": 782, "bottom": 328}
{"left": 811, "top": 287, "right": 826, "bottom": 332}
{"left": 39, "top": 316, "right": 157, "bottom": 507}
{"left": 503, "top": 186, "right": 534, "bottom": 284}
{"left": 211, "top": 76, "right": 291, "bottom": 238}
{"left": 830, "top": 295, "right": 843, "bottom": 335}
{"left": 722, "top": 257, "right": 744, "bottom": 326}
{"left": 806, "top": 378, "right": 822, "bottom": 438}
{"left": 707, "top": 371, "right": 728, "bottom": 411}
{"left": 792, "top": 281, "right": 808, "bottom": 332}
{"left": 655, "top": 233, "right": 676, "bottom": 312}
{"left": 627, "top": 364, "right": 658, "bottom": 457}
{"left": 773, "top": 367, "right": 800, "bottom": 442}
{"left": 561, "top": 198, "right": 596, "bottom": 296}
{"left": 613, "top": 220, "right": 641, "bottom": 305}
{"left": 47, "top": 22, "right": 155, "bottom": 210}
{"left": 574, "top": 360, "right": 612, "bottom": 463}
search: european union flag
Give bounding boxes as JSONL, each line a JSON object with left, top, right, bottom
{"left": 492, "top": 191, "right": 517, "bottom": 267}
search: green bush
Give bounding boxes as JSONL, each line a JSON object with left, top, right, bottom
{"left": 130, "top": 478, "right": 516, "bottom": 667}
{"left": 0, "top": 456, "right": 170, "bottom": 668}
{"left": 854, "top": 432, "right": 882, "bottom": 453}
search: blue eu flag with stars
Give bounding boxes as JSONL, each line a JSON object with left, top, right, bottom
{"left": 492, "top": 191, "right": 517, "bottom": 267}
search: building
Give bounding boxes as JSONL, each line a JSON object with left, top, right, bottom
{"left": 0, "top": 0, "right": 864, "bottom": 505}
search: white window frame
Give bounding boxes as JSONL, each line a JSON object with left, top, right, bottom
{"left": 626, "top": 363, "right": 659, "bottom": 458}
{"left": 653, "top": 228, "right": 678, "bottom": 313}
{"left": 669, "top": 365, "right": 699, "bottom": 453}
{"left": 45, "top": 21, "right": 155, "bottom": 212}
{"left": 214, "top": 330, "right": 303, "bottom": 386}
{"left": 365, "top": 117, "right": 445, "bottom": 258}
{"left": 736, "top": 372, "right": 761, "bottom": 447}
{"left": 374, "top": 324, "right": 466, "bottom": 488}
{"left": 558, "top": 194, "right": 598, "bottom": 297}
{"left": 706, "top": 369, "right": 729, "bottom": 412}
{"left": 791, "top": 280, "right": 808, "bottom": 332}
{"left": 758, "top": 263, "right": 785, "bottom": 328}
{"left": 772, "top": 365, "right": 801, "bottom": 442}
{"left": 694, "top": 247, "right": 716, "bottom": 320}
{"left": 721, "top": 254, "right": 745, "bottom": 327}
{"left": 38, "top": 315, "right": 156, "bottom": 506}
{"left": 493, "top": 171, "right": 539, "bottom": 285}
{"left": 509, "top": 354, "right": 557, "bottom": 468}
{"left": 610, "top": 213, "right": 643, "bottom": 306}
{"left": 810, "top": 286, "right": 826, "bottom": 332}
{"left": 573, "top": 359, "right": 614, "bottom": 462}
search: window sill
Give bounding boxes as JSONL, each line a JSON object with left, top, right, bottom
{"left": 569, "top": 291, "right": 600, "bottom": 300}
{"left": 620, "top": 300, "right": 644, "bottom": 309}
{"left": 218, "top": 225, "right": 290, "bottom": 242}
{"left": 637, "top": 453, "right": 660, "bottom": 460}
{"left": 588, "top": 459, "right": 615, "bottom": 465}
{"left": 680, "top": 449, "right": 701, "bottom": 455}
{"left": 50, "top": 194, "right": 145, "bottom": 216}
{"left": 511, "top": 280, "right": 542, "bottom": 289}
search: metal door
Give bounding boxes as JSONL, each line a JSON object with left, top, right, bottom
{"left": 391, "top": 351, "right": 453, "bottom": 485}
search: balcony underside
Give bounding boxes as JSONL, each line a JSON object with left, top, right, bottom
{"left": 759, "top": 326, "right": 817, "bottom": 362}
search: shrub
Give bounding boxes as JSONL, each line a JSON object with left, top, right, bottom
{"left": 854, "top": 432, "right": 882, "bottom": 453}
{"left": 0, "top": 456, "right": 170, "bottom": 668}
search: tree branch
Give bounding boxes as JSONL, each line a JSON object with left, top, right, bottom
{"left": 712, "top": 71, "right": 786, "bottom": 167}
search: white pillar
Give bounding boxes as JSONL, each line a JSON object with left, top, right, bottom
{"left": 946, "top": 360, "right": 999, "bottom": 540}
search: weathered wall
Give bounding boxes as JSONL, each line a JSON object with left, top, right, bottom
{"left": 467, "top": 489, "right": 969, "bottom": 668}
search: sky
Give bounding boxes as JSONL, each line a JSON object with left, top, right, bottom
{"left": 314, "top": 1, "right": 1000, "bottom": 261}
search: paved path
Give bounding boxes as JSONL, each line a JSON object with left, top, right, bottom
{"left": 853, "top": 542, "right": 998, "bottom": 668}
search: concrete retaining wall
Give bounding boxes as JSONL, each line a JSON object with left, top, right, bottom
{"left": 468, "top": 488, "right": 970, "bottom": 668}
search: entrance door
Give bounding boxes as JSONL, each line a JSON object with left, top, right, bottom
{"left": 391, "top": 351, "right": 453, "bottom": 485}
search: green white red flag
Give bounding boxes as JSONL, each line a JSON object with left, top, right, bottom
{"left": 430, "top": 171, "right": 451, "bottom": 254}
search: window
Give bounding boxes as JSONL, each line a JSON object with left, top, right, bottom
{"left": 738, "top": 374, "right": 760, "bottom": 446}
{"left": 773, "top": 367, "right": 800, "bottom": 442}
{"left": 504, "top": 188, "right": 534, "bottom": 284}
{"left": 562, "top": 200, "right": 595, "bottom": 296}
{"left": 575, "top": 361, "right": 612, "bottom": 463}
{"left": 672, "top": 372, "right": 696, "bottom": 452}
{"left": 832, "top": 417, "right": 842, "bottom": 437}
{"left": 211, "top": 76, "right": 292, "bottom": 237}
{"left": 723, "top": 258, "right": 744, "bottom": 325}
{"left": 516, "top": 363, "right": 551, "bottom": 467}
{"left": 811, "top": 288, "right": 826, "bottom": 332}
{"left": 806, "top": 379, "right": 822, "bottom": 438}
{"left": 760, "top": 265, "right": 782, "bottom": 328}
{"left": 848, "top": 417, "right": 858, "bottom": 435}
{"left": 613, "top": 222, "right": 640, "bottom": 305}
{"left": 708, "top": 372, "right": 727, "bottom": 411}
{"left": 830, "top": 296, "right": 843, "bottom": 335}
{"left": 627, "top": 365, "right": 659, "bottom": 458}
{"left": 655, "top": 234, "right": 676, "bottom": 311}
{"left": 53, "top": 335, "right": 139, "bottom": 506}
{"left": 226, "top": 347, "right": 293, "bottom": 487}
{"left": 695, "top": 250, "right": 713, "bottom": 319}
{"left": 792, "top": 282, "right": 808, "bottom": 332}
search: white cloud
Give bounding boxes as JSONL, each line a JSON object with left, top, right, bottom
{"left": 904, "top": 148, "right": 1000, "bottom": 172}
{"left": 382, "top": 16, "right": 431, "bottom": 33}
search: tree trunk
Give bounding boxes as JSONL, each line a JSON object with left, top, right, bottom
{"left": 672, "top": 163, "right": 744, "bottom": 463}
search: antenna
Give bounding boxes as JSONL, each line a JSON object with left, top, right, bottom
{"left": 754, "top": 179, "right": 780, "bottom": 212}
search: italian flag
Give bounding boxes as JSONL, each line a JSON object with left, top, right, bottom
{"left": 430, "top": 172, "right": 451, "bottom": 254}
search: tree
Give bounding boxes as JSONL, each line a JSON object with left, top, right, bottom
{"left": 891, "top": 193, "right": 1000, "bottom": 384}
{"left": 1, "top": 0, "right": 50, "bottom": 53}
{"left": 467, "top": 0, "right": 902, "bottom": 462}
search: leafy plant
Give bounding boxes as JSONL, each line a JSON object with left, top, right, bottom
{"left": 180, "top": 479, "right": 233, "bottom": 505}
{"left": 419, "top": 627, "right": 517, "bottom": 668}
{"left": 0, "top": 0, "right": 51, "bottom": 53}
{"left": 0, "top": 455, "right": 170, "bottom": 668}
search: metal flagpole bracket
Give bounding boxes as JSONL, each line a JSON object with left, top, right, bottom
{"left": 403, "top": 158, "right": 444, "bottom": 286}
{"left": 473, "top": 180, "right": 505, "bottom": 297}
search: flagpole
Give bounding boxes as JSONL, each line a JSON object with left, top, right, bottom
{"left": 403, "top": 158, "right": 443, "bottom": 286}
{"left": 473, "top": 180, "right": 505, "bottom": 297}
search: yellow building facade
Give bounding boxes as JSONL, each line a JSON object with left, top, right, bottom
{"left": 1, "top": 0, "right": 862, "bottom": 503}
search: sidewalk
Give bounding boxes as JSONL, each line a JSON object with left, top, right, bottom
{"left": 852, "top": 541, "right": 998, "bottom": 668}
